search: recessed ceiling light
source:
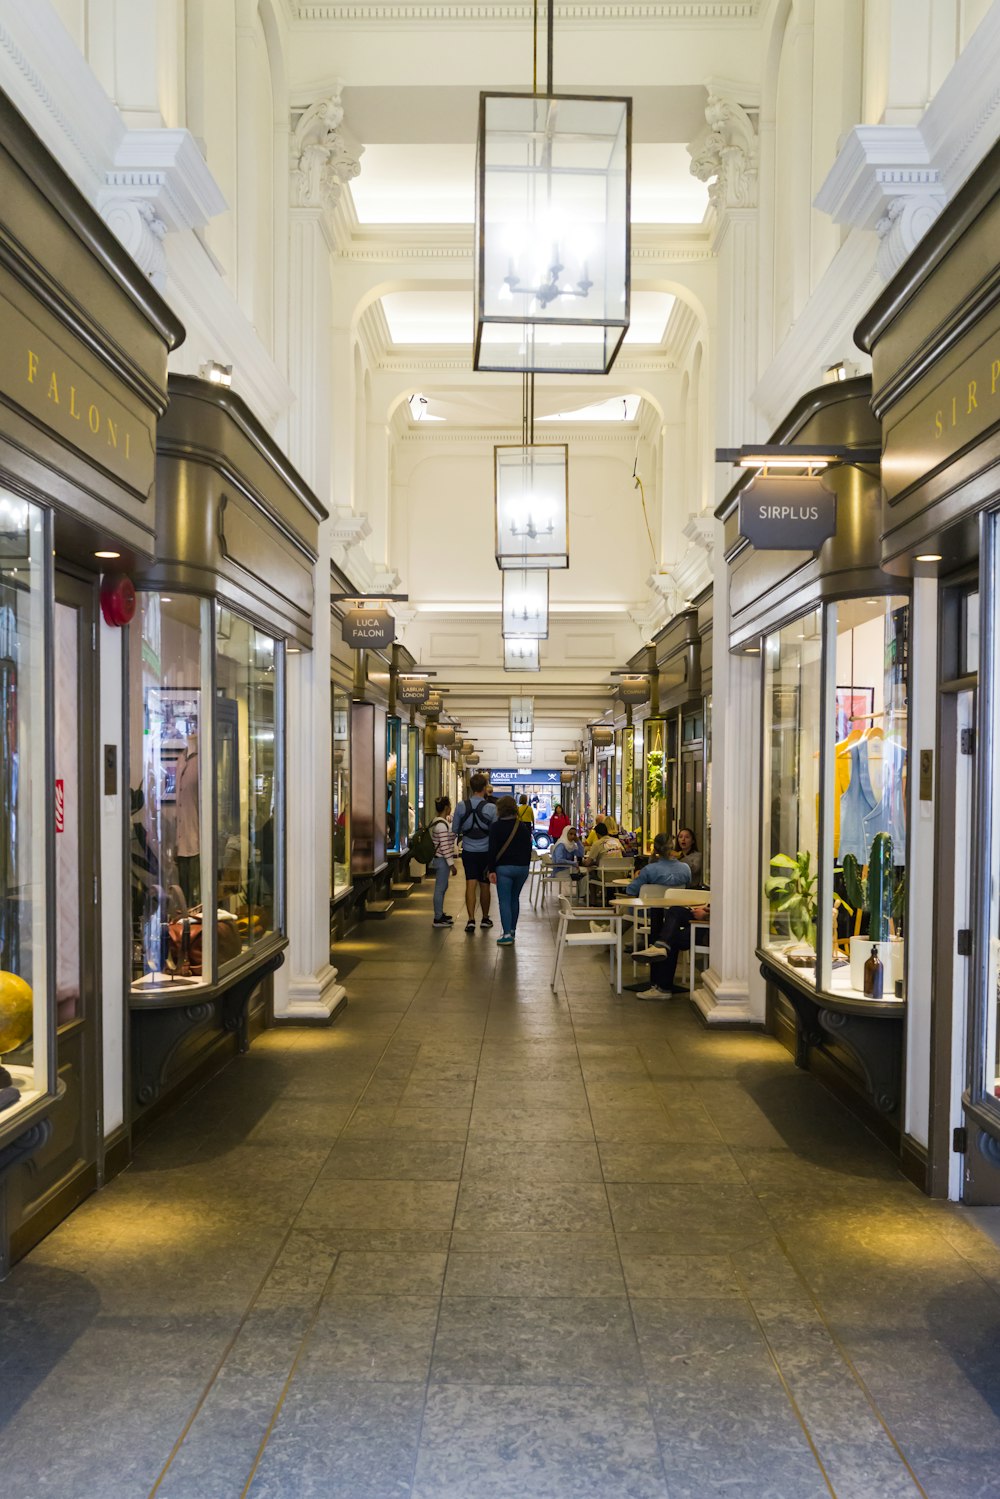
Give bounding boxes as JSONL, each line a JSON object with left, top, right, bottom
{"left": 915, "top": 553, "right": 942, "bottom": 562}
{"left": 161, "top": 597, "right": 173, "bottom": 603}
{"left": 94, "top": 550, "right": 120, "bottom": 560}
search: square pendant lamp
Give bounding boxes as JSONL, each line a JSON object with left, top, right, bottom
{"left": 495, "top": 444, "right": 569, "bottom": 569}
{"left": 474, "top": 92, "right": 632, "bottom": 375}
{"left": 502, "top": 569, "right": 549, "bottom": 638}
{"left": 504, "top": 637, "right": 540, "bottom": 671}
{"left": 509, "top": 695, "right": 534, "bottom": 732}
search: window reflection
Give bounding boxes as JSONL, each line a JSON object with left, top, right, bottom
{"left": 129, "top": 594, "right": 211, "bottom": 991}
{"left": 0, "top": 494, "right": 47, "bottom": 1115}
{"left": 215, "top": 608, "right": 280, "bottom": 960}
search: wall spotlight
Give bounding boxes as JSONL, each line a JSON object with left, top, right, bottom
{"left": 199, "top": 360, "right": 233, "bottom": 387}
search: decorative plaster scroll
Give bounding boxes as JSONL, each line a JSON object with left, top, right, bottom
{"left": 291, "top": 92, "right": 363, "bottom": 212}
{"left": 100, "top": 197, "right": 168, "bottom": 289}
{"left": 688, "top": 94, "right": 758, "bottom": 213}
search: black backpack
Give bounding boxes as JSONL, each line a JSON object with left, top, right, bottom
{"left": 456, "top": 799, "right": 490, "bottom": 840}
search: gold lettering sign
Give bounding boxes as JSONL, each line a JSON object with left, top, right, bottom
{"left": 0, "top": 295, "right": 155, "bottom": 496}
{"left": 882, "top": 310, "right": 1000, "bottom": 505}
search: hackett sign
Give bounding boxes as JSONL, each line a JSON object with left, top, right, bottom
{"left": 342, "top": 607, "right": 394, "bottom": 649}
{"left": 739, "top": 475, "right": 837, "bottom": 551}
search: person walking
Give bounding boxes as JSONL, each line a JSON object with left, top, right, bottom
{"left": 517, "top": 794, "right": 535, "bottom": 825}
{"left": 548, "top": 803, "right": 570, "bottom": 842}
{"left": 486, "top": 795, "right": 534, "bottom": 945}
{"left": 428, "top": 795, "right": 457, "bottom": 928}
{"left": 452, "top": 772, "right": 498, "bottom": 933}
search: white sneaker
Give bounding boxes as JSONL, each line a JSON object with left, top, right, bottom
{"left": 589, "top": 920, "right": 611, "bottom": 934}
{"left": 635, "top": 985, "right": 671, "bottom": 1001}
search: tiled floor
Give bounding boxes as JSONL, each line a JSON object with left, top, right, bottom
{"left": 3, "top": 885, "right": 1000, "bottom": 1497}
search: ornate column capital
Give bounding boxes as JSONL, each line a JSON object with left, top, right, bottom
{"left": 688, "top": 93, "right": 758, "bottom": 213}
{"left": 814, "top": 125, "right": 946, "bottom": 284}
{"left": 291, "top": 90, "right": 364, "bottom": 214}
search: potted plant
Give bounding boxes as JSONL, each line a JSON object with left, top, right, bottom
{"left": 765, "top": 849, "right": 819, "bottom": 952}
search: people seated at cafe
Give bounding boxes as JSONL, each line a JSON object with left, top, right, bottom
{"left": 624, "top": 833, "right": 691, "bottom": 893}
{"left": 583, "top": 821, "right": 625, "bottom": 866}
{"left": 669, "top": 826, "right": 702, "bottom": 883}
{"left": 584, "top": 813, "right": 618, "bottom": 848}
{"left": 630, "top": 901, "right": 710, "bottom": 1001}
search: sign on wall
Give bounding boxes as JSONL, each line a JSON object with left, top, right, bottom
{"left": 342, "top": 606, "right": 395, "bottom": 649}
{"left": 489, "top": 767, "right": 562, "bottom": 784}
{"left": 739, "top": 474, "right": 837, "bottom": 551}
{"left": 398, "top": 676, "right": 430, "bottom": 705}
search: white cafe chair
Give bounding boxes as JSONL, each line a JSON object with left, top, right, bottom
{"left": 550, "top": 894, "right": 622, "bottom": 995}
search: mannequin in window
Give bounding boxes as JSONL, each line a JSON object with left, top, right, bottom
{"left": 175, "top": 732, "right": 200, "bottom": 905}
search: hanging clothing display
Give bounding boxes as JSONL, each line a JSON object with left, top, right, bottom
{"left": 838, "top": 739, "right": 876, "bottom": 864}
{"left": 863, "top": 735, "right": 907, "bottom": 864}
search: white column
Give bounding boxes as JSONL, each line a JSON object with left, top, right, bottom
{"left": 690, "top": 91, "right": 765, "bottom": 1025}
{"left": 272, "top": 201, "right": 345, "bottom": 1021}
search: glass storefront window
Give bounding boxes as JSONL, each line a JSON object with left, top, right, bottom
{"left": 632, "top": 722, "right": 643, "bottom": 837}
{"left": 643, "top": 717, "right": 674, "bottom": 853}
{"left": 0, "top": 495, "right": 49, "bottom": 1118}
{"left": 332, "top": 685, "right": 351, "bottom": 896}
{"left": 830, "top": 598, "right": 909, "bottom": 999}
{"left": 621, "top": 724, "right": 635, "bottom": 833}
{"left": 762, "top": 611, "right": 823, "bottom": 984}
{"left": 216, "top": 607, "right": 281, "bottom": 962}
{"left": 613, "top": 729, "right": 624, "bottom": 826}
{"left": 386, "top": 716, "right": 402, "bottom": 853}
{"left": 399, "top": 724, "right": 410, "bottom": 848}
{"left": 761, "top": 600, "right": 909, "bottom": 1000}
{"left": 407, "top": 723, "right": 421, "bottom": 836}
{"left": 129, "top": 594, "right": 213, "bottom": 991}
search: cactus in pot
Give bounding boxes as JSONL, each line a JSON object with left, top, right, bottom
{"left": 867, "top": 832, "right": 893, "bottom": 943}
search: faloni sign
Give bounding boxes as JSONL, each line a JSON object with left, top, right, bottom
{"left": 342, "top": 605, "right": 394, "bottom": 649}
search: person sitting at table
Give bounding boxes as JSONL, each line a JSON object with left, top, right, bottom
{"left": 585, "top": 813, "right": 618, "bottom": 848}
{"left": 551, "top": 826, "right": 585, "bottom": 883}
{"left": 624, "top": 833, "right": 691, "bottom": 894}
{"left": 630, "top": 902, "right": 710, "bottom": 1000}
{"left": 583, "top": 821, "right": 624, "bottom": 866}
{"left": 669, "top": 826, "right": 703, "bottom": 884}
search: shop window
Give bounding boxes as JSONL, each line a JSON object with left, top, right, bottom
{"left": 830, "top": 598, "right": 909, "bottom": 999}
{"left": 407, "top": 723, "right": 421, "bottom": 838}
{"left": 762, "top": 611, "right": 823, "bottom": 985}
{"left": 0, "top": 496, "right": 50, "bottom": 1120}
{"left": 332, "top": 685, "right": 351, "bottom": 897}
{"left": 386, "top": 716, "right": 402, "bottom": 853}
{"left": 215, "top": 608, "right": 281, "bottom": 961}
{"left": 643, "top": 716, "right": 676, "bottom": 853}
{"left": 129, "top": 594, "right": 213, "bottom": 992}
{"left": 961, "top": 590, "right": 980, "bottom": 676}
{"left": 399, "top": 722, "right": 410, "bottom": 846}
{"left": 761, "top": 599, "right": 909, "bottom": 1000}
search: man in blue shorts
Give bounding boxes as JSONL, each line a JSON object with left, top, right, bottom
{"left": 452, "top": 773, "right": 498, "bottom": 933}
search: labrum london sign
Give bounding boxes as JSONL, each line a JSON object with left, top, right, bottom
{"left": 341, "top": 606, "right": 395, "bottom": 649}
{"left": 739, "top": 475, "right": 837, "bottom": 551}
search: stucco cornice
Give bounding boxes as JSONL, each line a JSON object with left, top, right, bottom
{"left": 295, "top": 3, "right": 758, "bottom": 23}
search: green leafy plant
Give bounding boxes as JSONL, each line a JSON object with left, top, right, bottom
{"left": 765, "top": 850, "right": 818, "bottom": 947}
{"left": 646, "top": 747, "right": 665, "bottom": 803}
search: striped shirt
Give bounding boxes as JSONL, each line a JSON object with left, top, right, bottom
{"left": 430, "top": 817, "right": 456, "bottom": 860}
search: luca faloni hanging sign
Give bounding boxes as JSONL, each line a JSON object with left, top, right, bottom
{"left": 739, "top": 474, "right": 837, "bottom": 551}
{"left": 342, "top": 606, "right": 394, "bottom": 649}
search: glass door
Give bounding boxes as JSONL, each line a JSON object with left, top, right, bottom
{"left": 9, "top": 572, "right": 100, "bottom": 1256}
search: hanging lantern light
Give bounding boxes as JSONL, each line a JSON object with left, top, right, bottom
{"left": 494, "top": 443, "right": 569, "bottom": 569}
{"left": 502, "top": 569, "right": 549, "bottom": 638}
{"left": 474, "top": 91, "right": 632, "bottom": 376}
{"left": 509, "top": 695, "right": 534, "bottom": 732}
{"left": 504, "top": 637, "right": 540, "bottom": 672}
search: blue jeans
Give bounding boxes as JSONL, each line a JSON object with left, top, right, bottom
{"left": 495, "top": 864, "right": 530, "bottom": 935}
{"left": 432, "top": 857, "right": 451, "bottom": 919}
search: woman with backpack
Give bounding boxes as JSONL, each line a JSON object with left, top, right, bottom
{"left": 428, "top": 796, "right": 458, "bottom": 927}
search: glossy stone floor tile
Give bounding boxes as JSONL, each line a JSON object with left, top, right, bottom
{"left": 599, "top": 1141, "right": 744, "bottom": 1183}
{"left": 430, "top": 1296, "right": 643, "bottom": 1386}
{"left": 461, "top": 1139, "right": 602, "bottom": 1182}
{"left": 319, "top": 1139, "right": 465, "bottom": 1180}
{"left": 454, "top": 1179, "right": 612, "bottom": 1234}
{"left": 302, "top": 1293, "right": 440, "bottom": 1381}
{"left": 246, "top": 1381, "right": 426, "bottom": 1499}
{"left": 413, "top": 1383, "right": 670, "bottom": 1499}
{"left": 297, "top": 1177, "right": 459, "bottom": 1231}
{"left": 443, "top": 1247, "right": 626, "bottom": 1298}
{"left": 329, "top": 1250, "right": 448, "bottom": 1296}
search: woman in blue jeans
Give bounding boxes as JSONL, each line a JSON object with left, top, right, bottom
{"left": 486, "top": 795, "right": 534, "bottom": 946}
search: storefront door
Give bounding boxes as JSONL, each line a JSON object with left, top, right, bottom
{"left": 8, "top": 572, "right": 100, "bottom": 1257}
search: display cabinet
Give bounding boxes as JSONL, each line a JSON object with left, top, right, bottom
{"left": 407, "top": 723, "right": 423, "bottom": 835}
{"left": 761, "top": 597, "right": 909, "bottom": 1002}
{"left": 128, "top": 598, "right": 284, "bottom": 992}
{"left": 0, "top": 498, "right": 52, "bottom": 1131}
{"left": 630, "top": 723, "right": 643, "bottom": 838}
{"left": 642, "top": 716, "right": 676, "bottom": 853}
{"left": 332, "top": 685, "right": 351, "bottom": 897}
{"left": 386, "top": 715, "right": 403, "bottom": 854}
{"left": 613, "top": 729, "right": 624, "bottom": 826}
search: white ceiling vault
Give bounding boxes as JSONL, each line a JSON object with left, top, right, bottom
{"left": 283, "top": 1, "right": 751, "bottom": 757}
